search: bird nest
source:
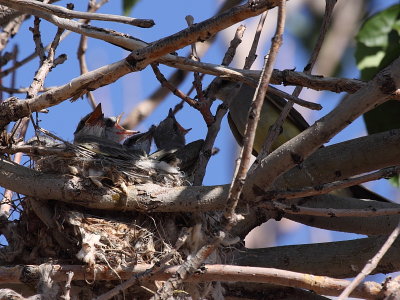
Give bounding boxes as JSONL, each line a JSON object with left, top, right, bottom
{"left": 32, "top": 140, "right": 186, "bottom": 189}
{"left": 0, "top": 134, "right": 227, "bottom": 298}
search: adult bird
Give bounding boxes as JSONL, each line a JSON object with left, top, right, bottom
{"left": 213, "top": 80, "right": 307, "bottom": 155}
{"left": 213, "top": 79, "right": 388, "bottom": 202}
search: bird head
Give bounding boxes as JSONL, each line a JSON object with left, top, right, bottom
{"left": 74, "top": 104, "right": 138, "bottom": 144}
{"left": 153, "top": 109, "right": 191, "bottom": 150}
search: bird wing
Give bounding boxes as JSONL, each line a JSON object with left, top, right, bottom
{"left": 227, "top": 113, "right": 259, "bottom": 156}
{"left": 265, "top": 92, "right": 310, "bottom": 132}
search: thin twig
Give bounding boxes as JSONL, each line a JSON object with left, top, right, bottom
{"left": 77, "top": 1, "right": 98, "bottom": 110}
{"left": 0, "top": 0, "right": 108, "bottom": 78}
{"left": 244, "top": 11, "right": 268, "bottom": 70}
{"left": 0, "top": 85, "right": 54, "bottom": 94}
{"left": 225, "top": 1, "right": 286, "bottom": 218}
{"left": 258, "top": 0, "right": 337, "bottom": 157}
{"left": 185, "top": 15, "right": 214, "bottom": 125}
{"left": 268, "top": 85, "right": 322, "bottom": 110}
{"left": 270, "top": 201, "right": 400, "bottom": 218}
{"left": 150, "top": 63, "right": 198, "bottom": 108}
{"left": 0, "top": 145, "right": 74, "bottom": 157}
{"left": 29, "top": 17, "right": 46, "bottom": 64}
{"left": 338, "top": 219, "right": 400, "bottom": 299}
{"left": 192, "top": 24, "right": 246, "bottom": 186}
{"left": 264, "top": 165, "right": 400, "bottom": 200}
{"left": 0, "top": 0, "right": 154, "bottom": 27}
{"left": 185, "top": 15, "right": 204, "bottom": 101}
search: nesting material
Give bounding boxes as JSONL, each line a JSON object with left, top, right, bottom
{"left": 30, "top": 138, "right": 185, "bottom": 189}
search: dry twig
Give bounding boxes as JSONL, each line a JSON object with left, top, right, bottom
{"left": 258, "top": 0, "right": 337, "bottom": 157}
{"left": 0, "top": 0, "right": 154, "bottom": 27}
{"left": 264, "top": 165, "right": 400, "bottom": 200}
{"left": 338, "top": 220, "right": 400, "bottom": 299}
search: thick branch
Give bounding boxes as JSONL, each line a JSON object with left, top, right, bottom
{"left": 1, "top": 129, "right": 400, "bottom": 215}
{"left": 0, "top": 0, "right": 280, "bottom": 128}
{"left": 270, "top": 129, "right": 400, "bottom": 192}
{"left": 284, "top": 195, "right": 400, "bottom": 235}
{"left": 0, "top": 264, "right": 382, "bottom": 299}
{"left": 232, "top": 236, "right": 400, "bottom": 279}
{"left": 0, "top": 158, "right": 228, "bottom": 212}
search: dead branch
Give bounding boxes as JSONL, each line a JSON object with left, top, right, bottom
{"left": 338, "top": 220, "right": 400, "bottom": 299}
{"left": 0, "top": 0, "right": 155, "bottom": 28}
{"left": 284, "top": 195, "right": 400, "bottom": 236}
{"left": 265, "top": 166, "right": 400, "bottom": 200}
{"left": 232, "top": 235, "right": 400, "bottom": 279}
{"left": 0, "top": 264, "right": 383, "bottom": 299}
{"left": 0, "top": 1, "right": 280, "bottom": 129}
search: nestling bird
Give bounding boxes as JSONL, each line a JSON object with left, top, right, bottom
{"left": 74, "top": 103, "right": 138, "bottom": 145}
{"left": 74, "top": 103, "right": 140, "bottom": 159}
{"left": 72, "top": 104, "right": 183, "bottom": 188}
{"left": 123, "top": 126, "right": 155, "bottom": 155}
{"left": 151, "top": 109, "right": 203, "bottom": 177}
{"left": 153, "top": 108, "right": 191, "bottom": 151}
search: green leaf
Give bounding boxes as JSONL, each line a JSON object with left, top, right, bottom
{"left": 356, "top": 5, "right": 400, "bottom": 48}
{"left": 123, "top": 0, "right": 140, "bottom": 16}
{"left": 355, "top": 4, "right": 400, "bottom": 134}
{"left": 355, "top": 4, "right": 400, "bottom": 80}
{"left": 355, "top": 5, "right": 400, "bottom": 188}
{"left": 389, "top": 175, "right": 400, "bottom": 188}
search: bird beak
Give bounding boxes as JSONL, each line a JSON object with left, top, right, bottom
{"left": 177, "top": 122, "right": 191, "bottom": 135}
{"left": 114, "top": 114, "right": 139, "bottom": 136}
{"left": 86, "top": 103, "right": 104, "bottom": 126}
{"left": 114, "top": 124, "right": 139, "bottom": 136}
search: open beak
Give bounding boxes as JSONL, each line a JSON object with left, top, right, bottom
{"left": 176, "top": 122, "right": 191, "bottom": 135}
{"left": 114, "top": 114, "right": 139, "bottom": 136}
{"left": 114, "top": 123, "right": 139, "bottom": 136}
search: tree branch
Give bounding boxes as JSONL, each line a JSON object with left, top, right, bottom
{"left": 284, "top": 195, "right": 400, "bottom": 235}
{"left": 0, "top": 158, "right": 229, "bottom": 212}
{"left": 0, "top": 264, "right": 382, "bottom": 299}
{"left": 232, "top": 235, "right": 400, "bottom": 279}
{"left": 1, "top": 129, "right": 400, "bottom": 216}
{"left": 270, "top": 128, "right": 400, "bottom": 192}
{"left": 0, "top": 0, "right": 155, "bottom": 28}
{"left": 0, "top": 0, "right": 280, "bottom": 129}
{"left": 338, "top": 220, "right": 400, "bottom": 299}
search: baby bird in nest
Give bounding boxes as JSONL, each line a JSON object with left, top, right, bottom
{"left": 72, "top": 104, "right": 183, "bottom": 190}
{"left": 28, "top": 104, "right": 204, "bottom": 193}
{"left": 150, "top": 109, "right": 204, "bottom": 177}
